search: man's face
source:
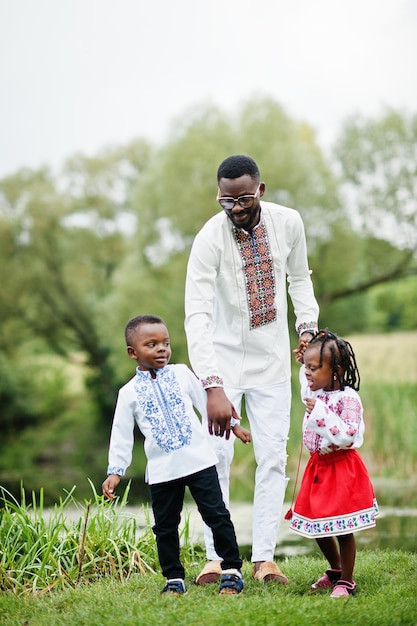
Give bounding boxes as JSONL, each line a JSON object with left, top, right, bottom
{"left": 217, "top": 174, "right": 265, "bottom": 231}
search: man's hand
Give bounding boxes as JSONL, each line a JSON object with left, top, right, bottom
{"left": 206, "top": 387, "right": 239, "bottom": 440}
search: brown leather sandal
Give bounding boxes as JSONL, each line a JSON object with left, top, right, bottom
{"left": 252, "top": 561, "right": 289, "bottom": 584}
{"left": 195, "top": 560, "right": 222, "bottom": 585}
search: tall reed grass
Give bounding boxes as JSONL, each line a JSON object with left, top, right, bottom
{"left": 0, "top": 482, "right": 164, "bottom": 594}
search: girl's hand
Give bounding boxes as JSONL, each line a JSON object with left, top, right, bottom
{"left": 304, "top": 397, "right": 316, "bottom": 414}
{"left": 232, "top": 424, "right": 251, "bottom": 445}
{"left": 293, "top": 339, "right": 309, "bottom": 363}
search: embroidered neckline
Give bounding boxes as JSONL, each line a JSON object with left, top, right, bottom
{"left": 232, "top": 218, "right": 277, "bottom": 329}
{"left": 134, "top": 366, "right": 192, "bottom": 453}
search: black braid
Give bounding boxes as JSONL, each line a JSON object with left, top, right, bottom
{"left": 309, "top": 329, "right": 360, "bottom": 391}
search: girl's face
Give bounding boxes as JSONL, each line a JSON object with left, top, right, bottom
{"left": 127, "top": 322, "right": 171, "bottom": 371}
{"left": 303, "top": 342, "right": 341, "bottom": 392}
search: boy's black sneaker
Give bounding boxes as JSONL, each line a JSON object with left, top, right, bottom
{"left": 161, "top": 578, "right": 187, "bottom": 595}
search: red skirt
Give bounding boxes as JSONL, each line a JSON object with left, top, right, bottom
{"left": 290, "top": 449, "right": 379, "bottom": 538}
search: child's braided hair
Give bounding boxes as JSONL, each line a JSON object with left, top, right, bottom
{"left": 308, "top": 329, "right": 360, "bottom": 391}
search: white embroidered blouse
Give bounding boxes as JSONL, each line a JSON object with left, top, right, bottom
{"left": 299, "top": 365, "right": 365, "bottom": 454}
{"left": 107, "top": 363, "right": 218, "bottom": 484}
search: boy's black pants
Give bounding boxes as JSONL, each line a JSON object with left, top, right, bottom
{"left": 149, "top": 465, "right": 242, "bottom": 579}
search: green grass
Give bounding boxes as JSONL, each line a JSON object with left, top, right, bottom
{"left": 0, "top": 551, "right": 416, "bottom": 626}
{"left": 1, "top": 485, "right": 416, "bottom": 625}
{"left": 347, "top": 331, "right": 417, "bottom": 384}
{"left": 0, "top": 483, "right": 159, "bottom": 594}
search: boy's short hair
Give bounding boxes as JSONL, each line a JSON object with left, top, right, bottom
{"left": 125, "top": 314, "right": 166, "bottom": 345}
{"left": 217, "top": 155, "right": 260, "bottom": 182}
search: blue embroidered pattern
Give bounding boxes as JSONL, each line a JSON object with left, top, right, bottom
{"left": 134, "top": 368, "right": 192, "bottom": 453}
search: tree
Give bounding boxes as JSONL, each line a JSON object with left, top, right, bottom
{"left": 0, "top": 140, "right": 153, "bottom": 422}
{"left": 131, "top": 97, "right": 340, "bottom": 263}
{"left": 333, "top": 109, "right": 417, "bottom": 289}
{"left": 2, "top": 100, "right": 417, "bottom": 499}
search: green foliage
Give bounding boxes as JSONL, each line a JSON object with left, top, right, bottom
{"left": 0, "top": 348, "right": 109, "bottom": 504}
{"left": 334, "top": 108, "right": 417, "bottom": 253}
{"left": 132, "top": 97, "right": 339, "bottom": 254}
{"left": 363, "top": 381, "right": 417, "bottom": 476}
{"left": 1, "top": 101, "right": 417, "bottom": 503}
{"left": 0, "top": 140, "right": 153, "bottom": 423}
{"left": 0, "top": 483, "right": 159, "bottom": 594}
{"left": 0, "top": 352, "right": 48, "bottom": 437}
{"left": 367, "top": 277, "right": 417, "bottom": 331}
{"left": 1, "top": 486, "right": 416, "bottom": 624}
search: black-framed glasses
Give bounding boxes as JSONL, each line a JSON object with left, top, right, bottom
{"left": 217, "top": 183, "right": 261, "bottom": 210}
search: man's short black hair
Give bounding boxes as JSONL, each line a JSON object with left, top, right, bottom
{"left": 217, "top": 155, "right": 260, "bottom": 182}
{"left": 125, "top": 314, "right": 166, "bottom": 345}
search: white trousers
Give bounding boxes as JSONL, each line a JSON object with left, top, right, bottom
{"left": 204, "top": 382, "right": 291, "bottom": 563}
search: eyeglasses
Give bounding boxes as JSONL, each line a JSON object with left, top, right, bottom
{"left": 217, "top": 183, "right": 261, "bottom": 210}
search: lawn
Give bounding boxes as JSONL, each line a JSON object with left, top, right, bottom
{"left": 0, "top": 487, "right": 416, "bottom": 626}
{"left": 1, "top": 550, "right": 416, "bottom": 626}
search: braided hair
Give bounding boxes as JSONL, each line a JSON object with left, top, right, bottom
{"left": 308, "top": 329, "right": 360, "bottom": 391}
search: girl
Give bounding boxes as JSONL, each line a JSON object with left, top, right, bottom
{"left": 290, "top": 330, "right": 378, "bottom": 597}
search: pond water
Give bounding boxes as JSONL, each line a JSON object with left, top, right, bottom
{"left": 172, "top": 500, "right": 417, "bottom": 558}
{"left": 273, "top": 507, "right": 417, "bottom": 559}
{"left": 180, "top": 477, "right": 417, "bottom": 558}
{"left": 262, "top": 477, "right": 417, "bottom": 558}
{"left": 38, "top": 478, "right": 417, "bottom": 557}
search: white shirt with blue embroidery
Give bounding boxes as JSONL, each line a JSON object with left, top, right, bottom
{"left": 107, "top": 363, "right": 218, "bottom": 485}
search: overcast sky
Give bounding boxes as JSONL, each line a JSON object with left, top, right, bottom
{"left": 1, "top": 0, "right": 416, "bottom": 178}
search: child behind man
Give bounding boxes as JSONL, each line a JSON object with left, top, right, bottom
{"left": 102, "top": 314, "right": 250, "bottom": 596}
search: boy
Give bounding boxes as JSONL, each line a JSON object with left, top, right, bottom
{"left": 102, "top": 314, "right": 250, "bottom": 595}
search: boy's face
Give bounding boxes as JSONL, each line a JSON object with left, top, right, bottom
{"left": 127, "top": 323, "right": 171, "bottom": 371}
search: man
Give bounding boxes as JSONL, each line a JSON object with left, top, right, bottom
{"left": 185, "top": 154, "right": 319, "bottom": 584}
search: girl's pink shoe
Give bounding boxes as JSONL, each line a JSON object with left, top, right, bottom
{"left": 330, "top": 580, "right": 356, "bottom": 597}
{"left": 311, "top": 569, "right": 342, "bottom": 590}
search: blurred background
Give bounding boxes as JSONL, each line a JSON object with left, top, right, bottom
{"left": 0, "top": 0, "right": 416, "bottom": 511}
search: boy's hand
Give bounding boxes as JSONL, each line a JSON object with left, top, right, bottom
{"left": 102, "top": 474, "right": 121, "bottom": 500}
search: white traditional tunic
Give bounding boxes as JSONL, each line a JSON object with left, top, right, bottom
{"left": 185, "top": 202, "right": 319, "bottom": 389}
{"left": 107, "top": 364, "right": 218, "bottom": 485}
